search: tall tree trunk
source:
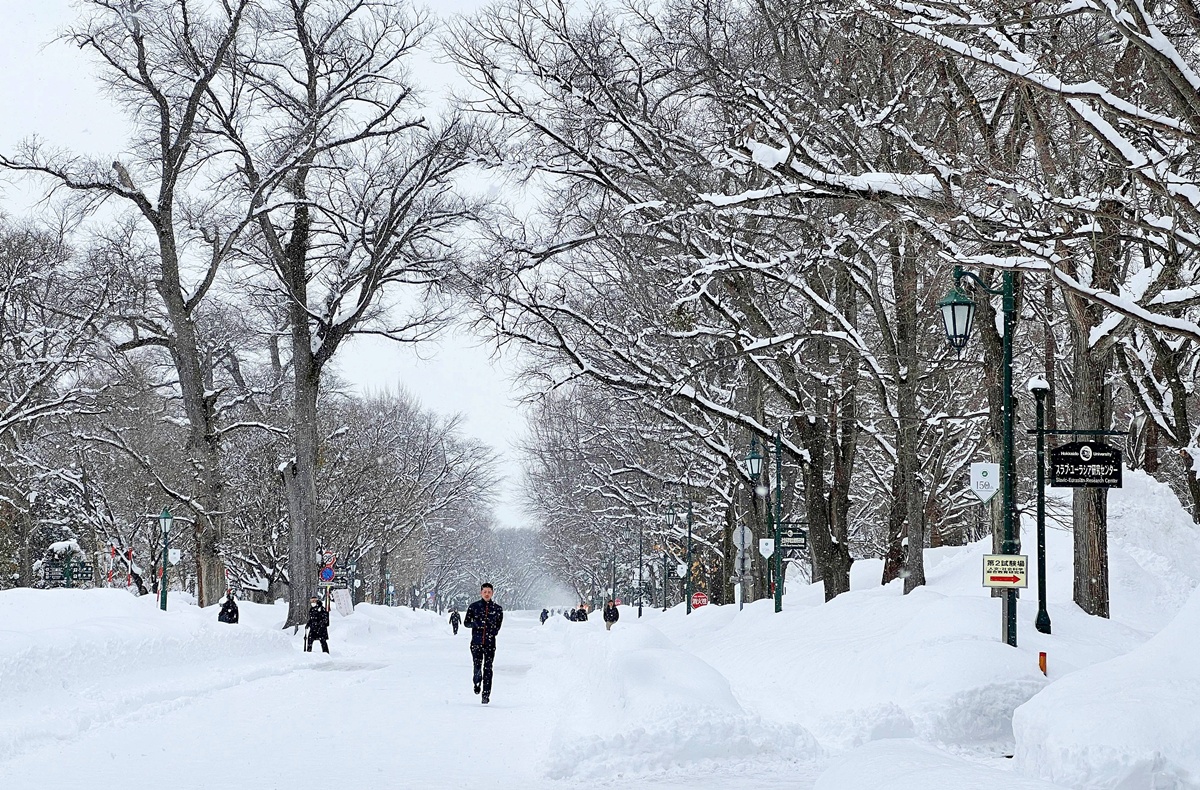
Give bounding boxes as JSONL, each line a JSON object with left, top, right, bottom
{"left": 896, "top": 232, "right": 925, "bottom": 593}
{"left": 1065, "top": 198, "right": 1119, "bottom": 618}
{"left": 1069, "top": 336, "right": 1111, "bottom": 617}
{"left": 156, "top": 238, "right": 226, "bottom": 608}
{"left": 280, "top": 188, "right": 322, "bottom": 629}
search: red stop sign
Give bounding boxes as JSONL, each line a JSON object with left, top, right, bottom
{"left": 691, "top": 591, "right": 709, "bottom": 608}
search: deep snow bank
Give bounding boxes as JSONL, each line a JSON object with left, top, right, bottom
{"left": 528, "top": 615, "right": 821, "bottom": 780}
{"left": 1014, "top": 582, "right": 1200, "bottom": 788}
{"left": 649, "top": 468, "right": 1200, "bottom": 762}
{"left": 0, "top": 588, "right": 296, "bottom": 759}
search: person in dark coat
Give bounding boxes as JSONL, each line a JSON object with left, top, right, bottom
{"left": 217, "top": 590, "right": 239, "bottom": 624}
{"left": 566, "top": 608, "right": 576, "bottom": 621}
{"left": 575, "top": 604, "right": 588, "bottom": 621}
{"left": 603, "top": 599, "right": 619, "bottom": 631}
{"left": 304, "top": 595, "right": 330, "bottom": 653}
{"left": 463, "top": 582, "right": 503, "bottom": 704}
{"left": 449, "top": 607, "right": 461, "bottom": 635}
{"left": 539, "top": 608, "right": 549, "bottom": 625}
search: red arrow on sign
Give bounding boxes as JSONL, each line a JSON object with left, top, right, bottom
{"left": 989, "top": 575, "right": 1022, "bottom": 583}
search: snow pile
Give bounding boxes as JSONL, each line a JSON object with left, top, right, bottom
{"left": 648, "top": 468, "right": 1200, "bottom": 775}
{"left": 332, "top": 602, "right": 446, "bottom": 645}
{"left": 531, "top": 617, "right": 822, "bottom": 780}
{"left": 1013, "top": 582, "right": 1200, "bottom": 788}
{"left": 0, "top": 588, "right": 297, "bottom": 760}
{"left": 815, "top": 740, "right": 1064, "bottom": 790}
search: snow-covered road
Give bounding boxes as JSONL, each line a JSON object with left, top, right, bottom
{"left": 2, "top": 604, "right": 818, "bottom": 790}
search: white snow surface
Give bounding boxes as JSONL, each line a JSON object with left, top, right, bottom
{"left": 1, "top": 470, "right": 1197, "bottom": 789}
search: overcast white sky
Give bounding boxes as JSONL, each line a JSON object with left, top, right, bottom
{"left": 0, "top": 0, "right": 532, "bottom": 529}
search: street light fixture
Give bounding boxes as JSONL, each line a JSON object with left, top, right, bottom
{"left": 158, "top": 507, "right": 172, "bottom": 611}
{"left": 939, "top": 265, "right": 1019, "bottom": 647}
{"left": 743, "top": 440, "right": 764, "bottom": 478}
{"left": 938, "top": 283, "right": 977, "bottom": 351}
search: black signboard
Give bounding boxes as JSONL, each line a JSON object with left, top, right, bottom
{"left": 43, "top": 564, "right": 65, "bottom": 582}
{"left": 1049, "top": 441, "right": 1122, "bottom": 488}
{"left": 71, "top": 563, "right": 94, "bottom": 581}
{"left": 779, "top": 524, "right": 808, "bottom": 549}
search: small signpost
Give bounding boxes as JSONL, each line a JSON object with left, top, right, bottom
{"left": 168, "top": 548, "right": 181, "bottom": 565}
{"left": 319, "top": 566, "right": 335, "bottom": 582}
{"left": 779, "top": 524, "right": 807, "bottom": 550}
{"left": 42, "top": 561, "right": 93, "bottom": 586}
{"left": 969, "top": 462, "right": 1001, "bottom": 503}
{"left": 982, "top": 554, "right": 1028, "bottom": 589}
{"left": 758, "top": 538, "right": 775, "bottom": 558}
{"left": 1049, "top": 441, "right": 1123, "bottom": 488}
{"left": 675, "top": 563, "right": 687, "bottom": 578}
{"left": 733, "top": 524, "right": 753, "bottom": 551}
{"left": 690, "top": 591, "right": 709, "bottom": 608}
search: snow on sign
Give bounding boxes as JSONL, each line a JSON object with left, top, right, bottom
{"left": 969, "top": 462, "right": 1001, "bottom": 503}
{"left": 1050, "top": 441, "right": 1123, "bottom": 488}
{"left": 982, "top": 554, "right": 1028, "bottom": 588}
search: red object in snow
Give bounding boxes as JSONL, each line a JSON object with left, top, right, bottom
{"left": 691, "top": 591, "right": 710, "bottom": 608}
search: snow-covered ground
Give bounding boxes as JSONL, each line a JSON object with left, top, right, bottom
{"left": 2, "top": 470, "right": 1197, "bottom": 789}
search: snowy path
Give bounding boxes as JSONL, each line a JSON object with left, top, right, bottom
{"left": 2, "top": 607, "right": 818, "bottom": 790}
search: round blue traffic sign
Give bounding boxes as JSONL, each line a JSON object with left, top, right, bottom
{"left": 319, "top": 567, "right": 334, "bottom": 582}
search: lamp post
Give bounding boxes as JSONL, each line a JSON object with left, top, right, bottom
{"left": 685, "top": 502, "right": 694, "bottom": 614}
{"left": 665, "top": 507, "right": 676, "bottom": 611}
{"left": 938, "top": 266, "right": 1019, "bottom": 647}
{"left": 1028, "top": 375, "right": 1052, "bottom": 634}
{"left": 744, "top": 435, "right": 786, "bottom": 613}
{"left": 638, "top": 518, "right": 644, "bottom": 617}
{"left": 743, "top": 439, "right": 763, "bottom": 610}
{"left": 158, "top": 507, "right": 172, "bottom": 611}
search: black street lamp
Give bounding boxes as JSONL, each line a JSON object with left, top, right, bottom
{"left": 158, "top": 508, "right": 172, "bottom": 611}
{"left": 664, "top": 507, "right": 677, "bottom": 611}
{"left": 1028, "top": 375, "right": 1052, "bottom": 634}
{"left": 638, "top": 517, "right": 644, "bottom": 618}
{"left": 743, "top": 435, "right": 785, "bottom": 613}
{"left": 939, "top": 265, "right": 1020, "bottom": 647}
{"left": 685, "top": 501, "right": 694, "bottom": 614}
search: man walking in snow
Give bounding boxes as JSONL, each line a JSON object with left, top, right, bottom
{"left": 603, "top": 599, "right": 619, "bottom": 631}
{"left": 217, "top": 589, "right": 239, "bottom": 624}
{"left": 304, "top": 595, "right": 330, "bottom": 653}
{"left": 449, "top": 607, "right": 461, "bottom": 635}
{"left": 463, "top": 582, "right": 503, "bottom": 704}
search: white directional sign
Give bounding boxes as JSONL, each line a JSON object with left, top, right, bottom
{"left": 168, "top": 548, "right": 181, "bottom": 565}
{"left": 675, "top": 563, "right": 687, "bottom": 578}
{"left": 733, "top": 524, "right": 754, "bottom": 550}
{"left": 982, "top": 554, "right": 1028, "bottom": 588}
{"left": 970, "top": 462, "right": 1001, "bottom": 503}
{"left": 758, "top": 538, "right": 775, "bottom": 558}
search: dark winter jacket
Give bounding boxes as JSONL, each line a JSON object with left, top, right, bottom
{"left": 449, "top": 611, "right": 461, "bottom": 628}
{"left": 306, "top": 602, "right": 330, "bottom": 639}
{"left": 575, "top": 607, "right": 588, "bottom": 621}
{"left": 463, "top": 598, "right": 504, "bottom": 646}
{"left": 218, "top": 598, "right": 239, "bottom": 624}
{"left": 539, "top": 609, "right": 549, "bottom": 624}
{"left": 603, "top": 604, "right": 619, "bottom": 623}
